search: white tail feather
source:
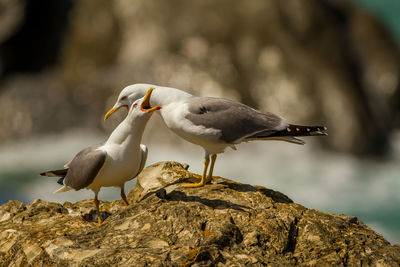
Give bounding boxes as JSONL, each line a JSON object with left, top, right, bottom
{"left": 246, "top": 136, "right": 306, "bottom": 145}
{"left": 54, "top": 186, "right": 72, "bottom": 194}
{"left": 42, "top": 171, "right": 59, "bottom": 177}
{"left": 279, "top": 136, "right": 306, "bottom": 145}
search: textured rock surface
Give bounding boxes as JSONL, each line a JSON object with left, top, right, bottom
{"left": 1, "top": 161, "right": 400, "bottom": 266}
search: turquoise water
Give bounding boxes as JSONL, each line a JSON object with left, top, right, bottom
{"left": 353, "top": 0, "right": 400, "bottom": 43}
{"left": 0, "top": 131, "right": 399, "bottom": 244}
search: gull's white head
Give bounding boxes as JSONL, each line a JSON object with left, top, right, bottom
{"left": 104, "top": 86, "right": 161, "bottom": 120}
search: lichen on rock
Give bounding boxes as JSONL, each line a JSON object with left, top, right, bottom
{"left": 0, "top": 161, "right": 399, "bottom": 266}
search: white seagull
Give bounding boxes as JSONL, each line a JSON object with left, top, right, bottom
{"left": 41, "top": 88, "right": 161, "bottom": 225}
{"left": 105, "top": 84, "right": 327, "bottom": 188}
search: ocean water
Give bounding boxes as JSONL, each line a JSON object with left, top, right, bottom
{"left": 0, "top": 130, "right": 399, "bottom": 245}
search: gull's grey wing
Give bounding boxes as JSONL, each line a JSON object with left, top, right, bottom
{"left": 185, "top": 97, "right": 287, "bottom": 143}
{"left": 63, "top": 144, "right": 107, "bottom": 190}
{"left": 64, "top": 161, "right": 72, "bottom": 168}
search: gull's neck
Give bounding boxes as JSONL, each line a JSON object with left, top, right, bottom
{"left": 105, "top": 113, "right": 147, "bottom": 148}
{"left": 145, "top": 85, "right": 193, "bottom": 106}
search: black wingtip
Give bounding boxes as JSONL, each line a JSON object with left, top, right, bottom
{"left": 280, "top": 124, "right": 328, "bottom": 137}
{"left": 40, "top": 169, "right": 68, "bottom": 177}
{"left": 57, "top": 177, "right": 65, "bottom": 185}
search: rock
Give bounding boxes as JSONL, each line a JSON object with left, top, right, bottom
{"left": 1, "top": 161, "right": 399, "bottom": 266}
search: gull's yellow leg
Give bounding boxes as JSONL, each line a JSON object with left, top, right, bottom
{"left": 206, "top": 154, "right": 217, "bottom": 183}
{"left": 183, "top": 156, "right": 210, "bottom": 188}
{"left": 120, "top": 186, "right": 129, "bottom": 205}
{"left": 94, "top": 193, "right": 102, "bottom": 226}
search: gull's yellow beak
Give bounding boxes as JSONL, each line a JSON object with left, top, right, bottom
{"left": 141, "top": 87, "right": 162, "bottom": 112}
{"left": 104, "top": 87, "right": 160, "bottom": 120}
{"left": 104, "top": 105, "right": 128, "bottom": 120}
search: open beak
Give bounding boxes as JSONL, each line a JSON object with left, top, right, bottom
{"left": 141, "top": 87, "right": 162, "bottom": 112}
{"left": 104, "top": 105, "right": 129, "bottom": 120}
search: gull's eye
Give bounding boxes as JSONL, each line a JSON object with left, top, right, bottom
{"left": 132, "top": 103, "right": 138, "bottom": 108}
{"left": 121, "top": 96, "right": 127, "bottom": 101}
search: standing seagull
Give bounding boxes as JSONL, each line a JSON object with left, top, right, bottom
{"left": 105, "top": 84, "right": 327, "bottom": 188}
{"left": 41, "top": 88, "right": 161, "bottom": 225}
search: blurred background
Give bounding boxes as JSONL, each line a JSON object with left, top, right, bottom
{"left": 0, "top": 0, "right": 399, "bottom": 243}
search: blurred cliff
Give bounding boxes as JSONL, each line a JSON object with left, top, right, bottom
{"left": 0, "top": 0, "right": 399, "bottom": 156}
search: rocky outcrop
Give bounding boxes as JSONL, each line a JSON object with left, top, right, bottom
{"left": 1, "top": 161, "right": 399, "bottom": 266}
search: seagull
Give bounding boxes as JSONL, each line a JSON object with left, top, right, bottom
{"left": 105, "top": 84, "right": 327, "bottom": 188}
{"left": 41, "top": 88, "right": 161, "bottom": 225}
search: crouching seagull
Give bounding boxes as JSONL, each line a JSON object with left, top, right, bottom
{"left": 41, "top": 88, "right": 161, "bottom": 225}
